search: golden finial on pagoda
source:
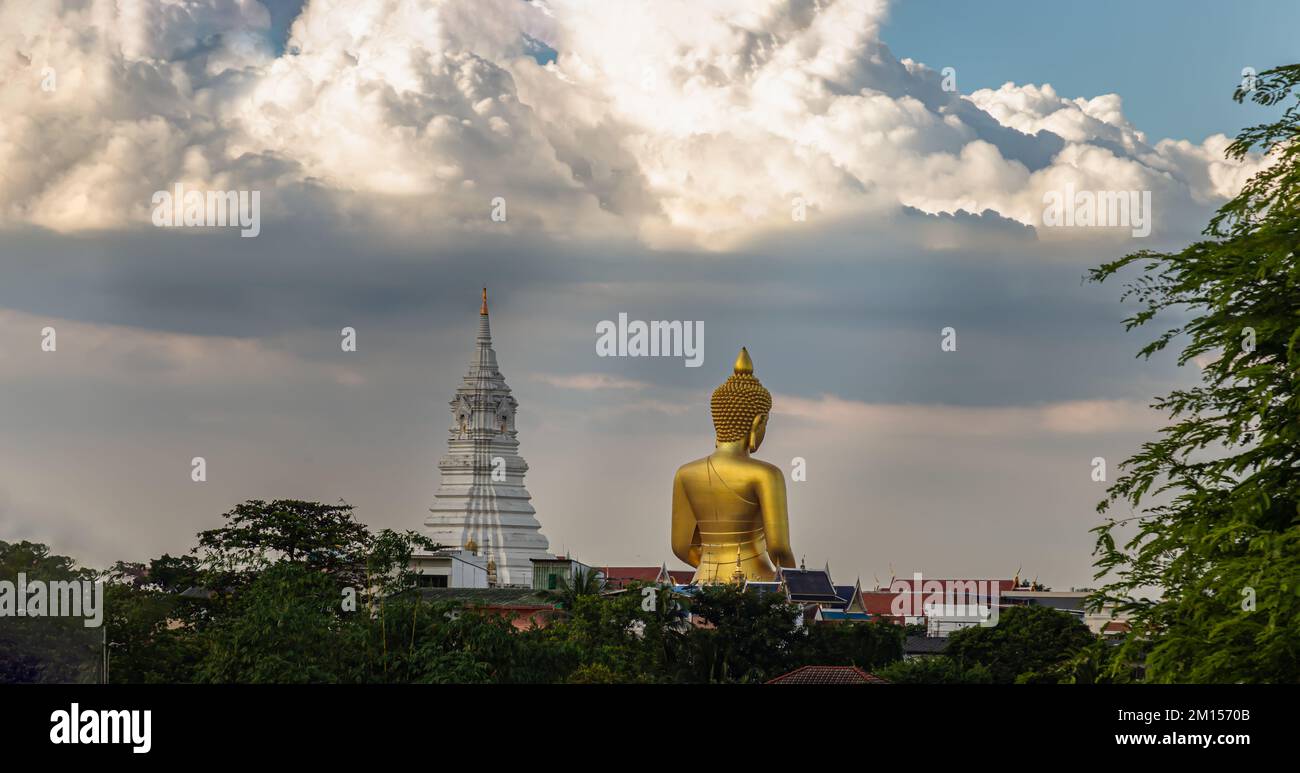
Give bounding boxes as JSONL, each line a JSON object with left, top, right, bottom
{"left": 480, "top": 287, "right": 488, "bottom": 315}
{"left": 730, "top": 545, "right": 746, "bottom": 585}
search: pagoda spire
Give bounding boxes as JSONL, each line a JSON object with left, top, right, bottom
{"left": 475, "top": 287, "right": 494, "bottom": 363}
{"left": 426, "top": 289, "right": 551, "bottom": 587}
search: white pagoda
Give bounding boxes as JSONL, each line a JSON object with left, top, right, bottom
{"left": 424, "top": 289, "right": 552, "bottom": 587}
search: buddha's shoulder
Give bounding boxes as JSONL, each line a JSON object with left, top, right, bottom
{"left": 674, "top": 457, "right": 711, "bottom": 477}
{"left": 675, "top": 456, "right": 783, "bottom": 480}
{"left": 747, "top": 457, "right": 785, "bottom": 480}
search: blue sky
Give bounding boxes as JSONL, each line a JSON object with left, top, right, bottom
{"left": 883, "top": 0, "right": 1299, "bottom": 142}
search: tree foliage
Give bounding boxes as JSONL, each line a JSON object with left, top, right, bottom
{"left": 3, "top": 524, "right": 911, "bottom": 684}
{"left": 0, "top": 541, "right": 99, "bottom": 683}
{"left": 1089, "top": 63, "right": 1300, "bottom": 683}
{"left": 545, "top": 565, "right": 606, "bottom": 609}
{"left": 7, "top": 499, "right": 1113, "bottom": 684}
{"left": 943, "top": 605, "right": 1093, "bottom": 684}
{"left": 196, "top": 499, "right": 373, "bottom": 587}
{"left": 879, "top": 656, "right": 992, "bottom": 684}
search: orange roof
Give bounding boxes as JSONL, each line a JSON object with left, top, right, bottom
{"left": 875, "top": 579, "right": 1016, "bottom": 592}
{"left": 860, "top": 579, "right": 1017, "bottom": 617}
{"left": 599, "top": 566, "right": 664, "bottom": 583}
{"left": 766, "top": 666, "right": 889, "bottom": 685}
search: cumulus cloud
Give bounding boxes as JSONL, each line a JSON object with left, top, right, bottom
{"left": 0, "top": 0, "right": 1270, "bottom": 247}
{"left": 0, "top": 0, "right": 283, "bottom": 230}
{"left": 552, "top": 0, "right": 1273, "bottom": 243}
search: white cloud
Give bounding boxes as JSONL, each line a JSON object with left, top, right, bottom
{"left": 0, "top": 0, "right": 1270, "bottom": 246}
{"left": 0, "top": 0, "right": 278, "bottom": 230}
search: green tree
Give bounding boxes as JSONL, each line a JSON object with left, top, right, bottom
{"left": 101, "top": 580, "right": 204, "bottom": 683}
{"left": 798, "top": 619, "right": 904, "bottom": 670}
{"left": 540, "top": 585, "right": 680, "bottom": 683}
{"left": 0, "top": 541, "right": 99, "bottom": 683}
{"left": 144, "top": 554, "right": 202, "bottom": 593}
{"left": 546, "top": 565, "right": 606, "bottom": 609}
{"left": 196, "top": 499, "right": 372, "bottom": 587}
{"left": 944, "top": 605, "right": 1094, "bottom": 684}
{"left": 679, "top": 585, "right": 804, "bottom": 683}
{"left": 879, "top": 656, "right": 992, "bottom": 684}
{"left": 1089, "top": 63, "right": 1300, "bottom": 683}
{"left": 1057, "top": 638, "right": 1140, "bottom": 685}
{"left": 567, "top": 663, "right": 622, "bottom": 683}
{"left": 103, "top": 500, "right": 441, "bottom": 684}
{"left": 196, "top": 562, "right": 358, "bottom": 683}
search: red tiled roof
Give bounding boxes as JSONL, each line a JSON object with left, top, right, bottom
{"left": 599, "top": 566, "right": 664, "bottom": 583}
{"left": 667, "top": 570, "right": 695, "bottom": 584}
{"left": 860, "top": 580, "right": 1017, "bottom": 617}
{"left": 766, "top": 666, "right": 889, "bottom": 685}
{"left": 1102, "top": 620, "right": 1131, "bottom": 633}
{"left": 860, "top": 591, "right": 902, "bottom": 616}
{"left": 879, "top": 579, "right": 1016, "bottom": 592}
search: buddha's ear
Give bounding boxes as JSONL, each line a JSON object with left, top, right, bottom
{"left": 748, "top": 413, "right": 768, "bottom": 453}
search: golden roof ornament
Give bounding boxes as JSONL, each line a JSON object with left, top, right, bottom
{"left": 730, "top": 545, "right": 746, "bottom": 585}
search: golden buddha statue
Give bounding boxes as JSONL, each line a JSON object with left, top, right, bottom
{"left": 671, "top": 347, "right": 794, "bottom": 583}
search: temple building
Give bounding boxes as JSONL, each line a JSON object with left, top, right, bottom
{"left": 424, "top": 289, "right": 553, "bottom": 587}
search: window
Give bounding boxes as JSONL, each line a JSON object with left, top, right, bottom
{"left": 416, "top": 574, "right": 449, "bottom": 588}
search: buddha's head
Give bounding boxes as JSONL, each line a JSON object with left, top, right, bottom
{"left": 711, "top": 347, "right": 772, "bottom": 453}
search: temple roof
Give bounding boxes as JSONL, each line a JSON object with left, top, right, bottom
{"left": 667, "top": 570, "right": 695, "bottom": 585}
{"left": 904, "top": 635, "right": 950, "bottom": 655}
{"left": 819, "top": 610, "right": 873, "bottom": 622}
{"left": 599, "top": 566, "right": 668, "bottom": 587}
{"left": 766, "top": 666, "right": 889, "bottom": 685}
{"left": 781, "top": 567, "right": 842, "bottom": 604}
{"left": 743, "top": 581, "right": 783, "bottom": 596}
{"left": 417, "top": 587, "right": 557, "bottom": 607}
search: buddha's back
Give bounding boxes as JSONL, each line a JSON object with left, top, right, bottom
{"left": 676, "top": 454, "right": 779, "bottom": 582}
{"left": 670, "top": 348, "right": 794, "bottom": 584}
